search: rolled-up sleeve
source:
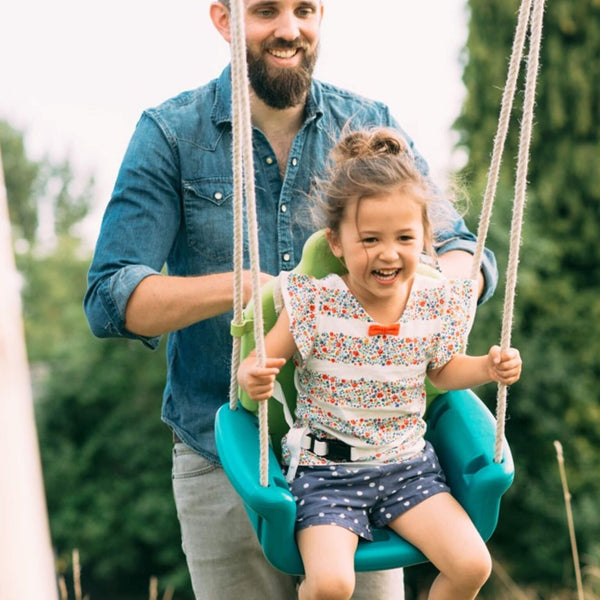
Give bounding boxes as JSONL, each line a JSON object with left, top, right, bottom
{"left": 84, "top": 112, "right": 181, "bottom": 349}
{"left": 435, "top": 231, "right": 498, "bottom": 305}
{"left": 85, "top": 264, "right": 162, "bottom": 349}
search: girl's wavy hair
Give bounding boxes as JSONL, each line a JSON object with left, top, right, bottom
{"left": 315, "top": 127, "right": 441, "bottom": 256}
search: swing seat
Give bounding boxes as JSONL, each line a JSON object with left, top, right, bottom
{"left": 215, "top": 230, "right": 514, "bottom": 575}
{"left": 216, "top": 391, "right": 513, "bottom": 574}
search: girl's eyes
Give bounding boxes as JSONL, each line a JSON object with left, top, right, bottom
{"left": 361, "top": 236, "right": 414, "bottom": 244}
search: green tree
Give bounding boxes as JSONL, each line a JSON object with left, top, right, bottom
{"left": 456, "top": 0, "right": 600, "bottom": 591}
{"left": 35, "top": 330, "right": 190, "bottom": 599}
{"left": 1, "top": 120, "right": 40, "bottom": 243}
{"left": 2, "top": 119, "right": 192, "bottom": 598}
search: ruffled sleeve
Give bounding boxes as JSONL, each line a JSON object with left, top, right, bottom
{"left": 429, "top": 278, "right": 478, "bottom": 370}
{"left": 280, "top": 272, "right": 320, "bottom": 363}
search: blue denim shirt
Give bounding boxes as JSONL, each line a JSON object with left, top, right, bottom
{"left": 85, "top": 66, "right": 497, "bottom": 463}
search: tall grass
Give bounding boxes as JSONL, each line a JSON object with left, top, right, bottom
{"left": 57, "top": 548, "right": 175, "bottom": 600}
{"left": 479, "top": 557, "right": 600, "bottom": 600}
{"left": 478, "top": 441, "right": 596, "bottom": 600}
{"left": 554, "top": 441, "right": 584, "bottom": 600}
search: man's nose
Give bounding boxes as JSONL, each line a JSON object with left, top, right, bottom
{"left": 273, "top": 11, "right": 301, "bottom": 41}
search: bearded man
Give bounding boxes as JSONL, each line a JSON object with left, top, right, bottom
{"left": 84, "top": 2, "right": 497, "bottom": 599}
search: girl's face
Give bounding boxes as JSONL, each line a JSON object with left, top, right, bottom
{"left": 327, "top": 187, "right": 425, "bottom": 311}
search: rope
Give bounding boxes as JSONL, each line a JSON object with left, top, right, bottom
{"left": 229, "top": 0, "right": 270, "bottom": 487}
{"left": 494, "top": 0, "right": 546, "bottom": 463}
{"left": 462, "top": 0, "right": 545, "bottom": 463}
{"left": 470, "top": 0, "right": 534, "bottom": 281}
{"left": 465, "top": 0, "right": 545, "bottom": 462}
{"left": 228, "top": 0, "right": 245, "bottom": 412}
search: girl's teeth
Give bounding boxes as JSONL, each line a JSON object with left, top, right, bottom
{"left": 374, "top": 270, "right": 398, "bottom": 279}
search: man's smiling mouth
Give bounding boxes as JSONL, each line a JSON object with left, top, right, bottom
{"left": 268, "top": 48, "right": 300, "bottom": 59}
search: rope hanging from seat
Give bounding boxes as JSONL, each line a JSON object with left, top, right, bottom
{"left": 228, "top": 0, "right": 271, "bottom": 486}
{"left": 227, "top": 0, "right": 546, "bottom": 483}
{"left": 468, "top": 0, "right": 546, "bottom": 462}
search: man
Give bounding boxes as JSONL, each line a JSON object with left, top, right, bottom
{"left": 84, "top": 1, "right": 497, "bottom": 599}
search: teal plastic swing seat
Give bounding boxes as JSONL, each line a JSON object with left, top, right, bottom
{"left": 215, "top": 230, "right": 514, "bottom": 575}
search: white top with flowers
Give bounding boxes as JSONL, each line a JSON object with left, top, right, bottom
{"left": 279, "top": 271, "right": 477, "bottom": 467}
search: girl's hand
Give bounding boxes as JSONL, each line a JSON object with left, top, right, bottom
{"left": 237, "top": 356, "right": 287, "bottom": 402}
{"left": 487, "top": 345, "right": 522, "bottom": 385}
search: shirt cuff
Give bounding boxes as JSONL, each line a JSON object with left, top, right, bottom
{"left": 105, "top": 265, "right": 162, "bottom": 348}
{"left": 435, "top": 238, "right": 498, "bottom": 305}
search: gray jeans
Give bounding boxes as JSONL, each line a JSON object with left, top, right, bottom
{"left": 172, "top": 442, "right": 405, "bottom": 600}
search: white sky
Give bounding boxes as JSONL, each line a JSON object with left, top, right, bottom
{"left": 0, "top": 0, "right": 469, "bottom": 244}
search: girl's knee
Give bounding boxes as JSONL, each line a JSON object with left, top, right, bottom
{"left": 300, "top": 570, "right": 355, "bottom": 600}
{"left": 458, "top": 545, "right": 492, "bottom": 589}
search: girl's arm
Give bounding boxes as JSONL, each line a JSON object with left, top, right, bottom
{"left": 237, "top": 307, "right": 298, "bottom": 402}
{"left": 427, "top": 345, "right": 522, "bottom": 391}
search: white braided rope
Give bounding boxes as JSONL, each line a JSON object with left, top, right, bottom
{"left": 470, "top": 0, "right": 534, "bottom": 281}
{"left": 229, "top": 0, "right": 270, "bottom": 487}
{"left": 464, "top": 0, "right": 545, "bottom": 462}
{"left": 494, "top": 0, "right": 546, "bottom": 463}
{"left": 228, "top": 2, "right": 246, "bottom": 411}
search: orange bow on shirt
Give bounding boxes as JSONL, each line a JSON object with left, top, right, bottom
{"left": 367, "top": 323, "right": 400, "bottom": 336}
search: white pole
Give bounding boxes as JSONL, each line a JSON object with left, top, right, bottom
{"left": 0, "top": 142, "right": 58, "bottom": 599}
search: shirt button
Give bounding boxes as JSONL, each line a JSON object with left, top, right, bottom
{"left": 266, "top": 157, "right": 274, "bottom": 165}
{"left": 291, "top": 157, "right": 298, "bottom": 167}
{"left": 214, "top": 192, "right": 223, "bottom": 201}
{"left": 281, "top": 204, "right": 287, "bottom": 213}
{"left": 282, "top": 253, "right": 291, "bottom": 262}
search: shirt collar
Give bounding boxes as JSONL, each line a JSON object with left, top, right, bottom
{"left": 212, "top": 64, "right": 324, "bottom": 128}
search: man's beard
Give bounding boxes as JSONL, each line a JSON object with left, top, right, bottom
{"left": 247, "top": 40, "right": 318, "bottom": 110}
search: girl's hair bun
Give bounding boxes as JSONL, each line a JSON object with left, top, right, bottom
{"left": 333, "top": 129, "right": 411, "bottom": 165}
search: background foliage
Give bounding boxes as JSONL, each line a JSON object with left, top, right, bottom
{"left": 1, "top": 120, "right": 192, "bottom": 599}
{"left": 455, "top": 0, "right": 600, "bottom": 594}
{"left": 3, "top": 0, "right": 599, "bottom": 597}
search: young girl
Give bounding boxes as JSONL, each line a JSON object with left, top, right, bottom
{"left": 237, "top": 128, "right": 522, "bottom": 600}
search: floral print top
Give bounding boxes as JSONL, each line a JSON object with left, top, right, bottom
{"left": 280, "top": 272, "right": 477, "bottom": 466}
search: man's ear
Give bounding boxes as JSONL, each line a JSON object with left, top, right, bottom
{"left": 325, "top": 228, "right": 343, "bottom": 259}
{"left": 210, "top": 2, "right": 232, "bottom": 43}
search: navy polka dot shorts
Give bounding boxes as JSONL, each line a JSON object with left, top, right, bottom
{"left": 289, "top": 441, "right": 450, "bottom": 541}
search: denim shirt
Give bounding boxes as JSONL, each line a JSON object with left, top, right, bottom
{"left": 84, "top": 65, "right": 497, "bottom": 463}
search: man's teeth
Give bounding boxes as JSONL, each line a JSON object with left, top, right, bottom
{"left": 269, "top": 48, "right": 298, "bottom": 58}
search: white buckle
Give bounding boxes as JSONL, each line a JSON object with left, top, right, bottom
{"left": 301, "top": 433, "right": 362, "bottom": 461}
{"left": 301, "top": 433, "right": 328, "bottom": 457}
{"left": 313, "top": 439, "right": 328, "bottom": 456}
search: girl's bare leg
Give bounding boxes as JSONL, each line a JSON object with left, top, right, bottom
{"left": 389, "top": 492, "right": 491, "bottom": 600}
{"left": 297, "top": 525, "right": 359, "bottom": 600}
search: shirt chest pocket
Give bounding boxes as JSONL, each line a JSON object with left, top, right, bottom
{"left": 182, "top": 178, "right": 247, "bottom": 265}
